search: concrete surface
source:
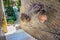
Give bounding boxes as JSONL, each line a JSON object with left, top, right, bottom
{"left": 6, "top": 29, "right": 36, "bottom": 40}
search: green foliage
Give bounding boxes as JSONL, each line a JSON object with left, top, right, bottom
{"left": 5, "top": 6, "right": 17, "bottom": 24}
{"left": 3, "top": 0, "right": 13, "bottom": 7}
{"left": 3, "top": 0, "right": 17, "bottom": 24}
{"left": 7, "top": 19, "right": 14, "bottom": 24}
{"left": 5, "top": 6, "right": 13, "bottom": 16}
{"left": 17, "top": 0, "right": 21, "bottom": 6}
{"left": 17, "top": 0, "right": 21, "bottom": 11}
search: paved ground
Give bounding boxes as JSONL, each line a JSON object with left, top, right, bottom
{"left": 0, "top": 28, "right": 6, "bottom": 40}
{"left": 5, "top": 29, "right": 36, "bottom": 40}
{"left": 5, "top": 25, "right": 16, "bottom": 35}
{"left": 5, "top": 24, "right": 20, "bottom": 35}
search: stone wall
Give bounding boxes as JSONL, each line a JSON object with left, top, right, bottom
{"left": 0, "top": 0, "right": 4, "bottom": 26}
{"left": 0, "top": 0, "right": 6, "bottom": 40}
{"left": 20, "top": 0, "right": 60, "bottom": 40}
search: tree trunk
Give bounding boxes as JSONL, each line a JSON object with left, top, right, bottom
{"left": 20, "top": 0, "right": 60, "bottom": 40}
